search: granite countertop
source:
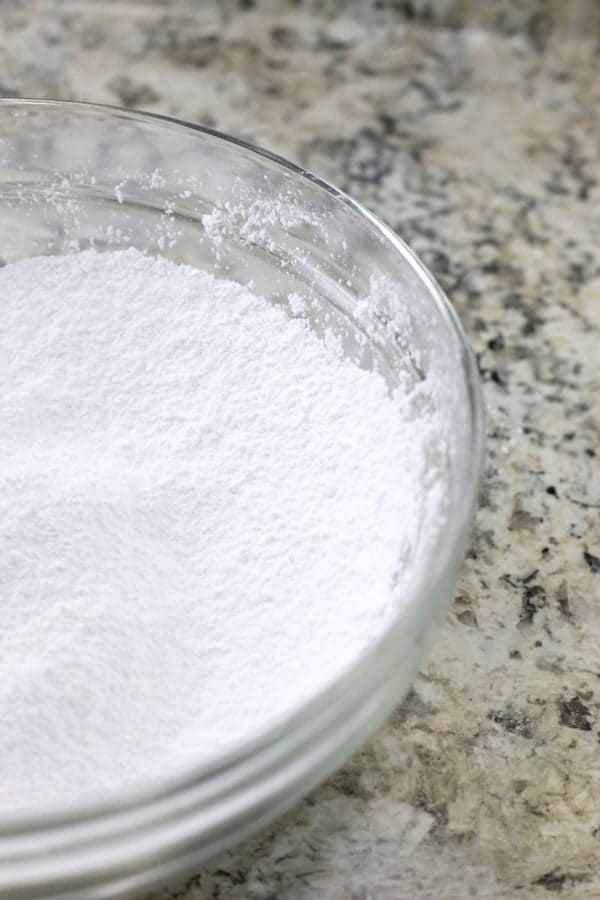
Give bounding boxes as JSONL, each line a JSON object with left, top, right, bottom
{"left": 1, "top": 1, "right": 599, "bottom": 897}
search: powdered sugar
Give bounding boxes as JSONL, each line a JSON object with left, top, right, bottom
{"left": 0, "top": 249, "right": 443, "bottom": 814}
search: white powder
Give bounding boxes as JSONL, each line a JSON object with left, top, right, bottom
{"left": 0, "top": 249, "right": 440, "bottom": 814}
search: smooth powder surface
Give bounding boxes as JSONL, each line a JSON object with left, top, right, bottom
{"left": 0, "top": 249, "right": 436, "bottom": 814}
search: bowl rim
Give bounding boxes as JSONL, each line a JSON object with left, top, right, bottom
{"left": 0, "top": 97, "right": 485, "bottom": 838}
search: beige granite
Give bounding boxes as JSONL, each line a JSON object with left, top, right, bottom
{"left": 1, "top": 1, "right": 599, "bottom": 897}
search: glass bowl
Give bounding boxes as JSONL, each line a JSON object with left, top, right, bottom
{"left": 0, "top": 99, "right": 484, "bottom": 900}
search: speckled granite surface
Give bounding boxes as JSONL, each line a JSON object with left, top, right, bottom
{"left": 1, "top": 2, "right": 599, "bottom": 897}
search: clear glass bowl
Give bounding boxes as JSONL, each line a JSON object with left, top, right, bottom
{"left": 0, "top": 99, "right": 484, "bottom": 899}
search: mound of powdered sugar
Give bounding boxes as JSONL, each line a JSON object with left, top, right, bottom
{"left": 0, "top": 249, "right": 442, "bottom": 813}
